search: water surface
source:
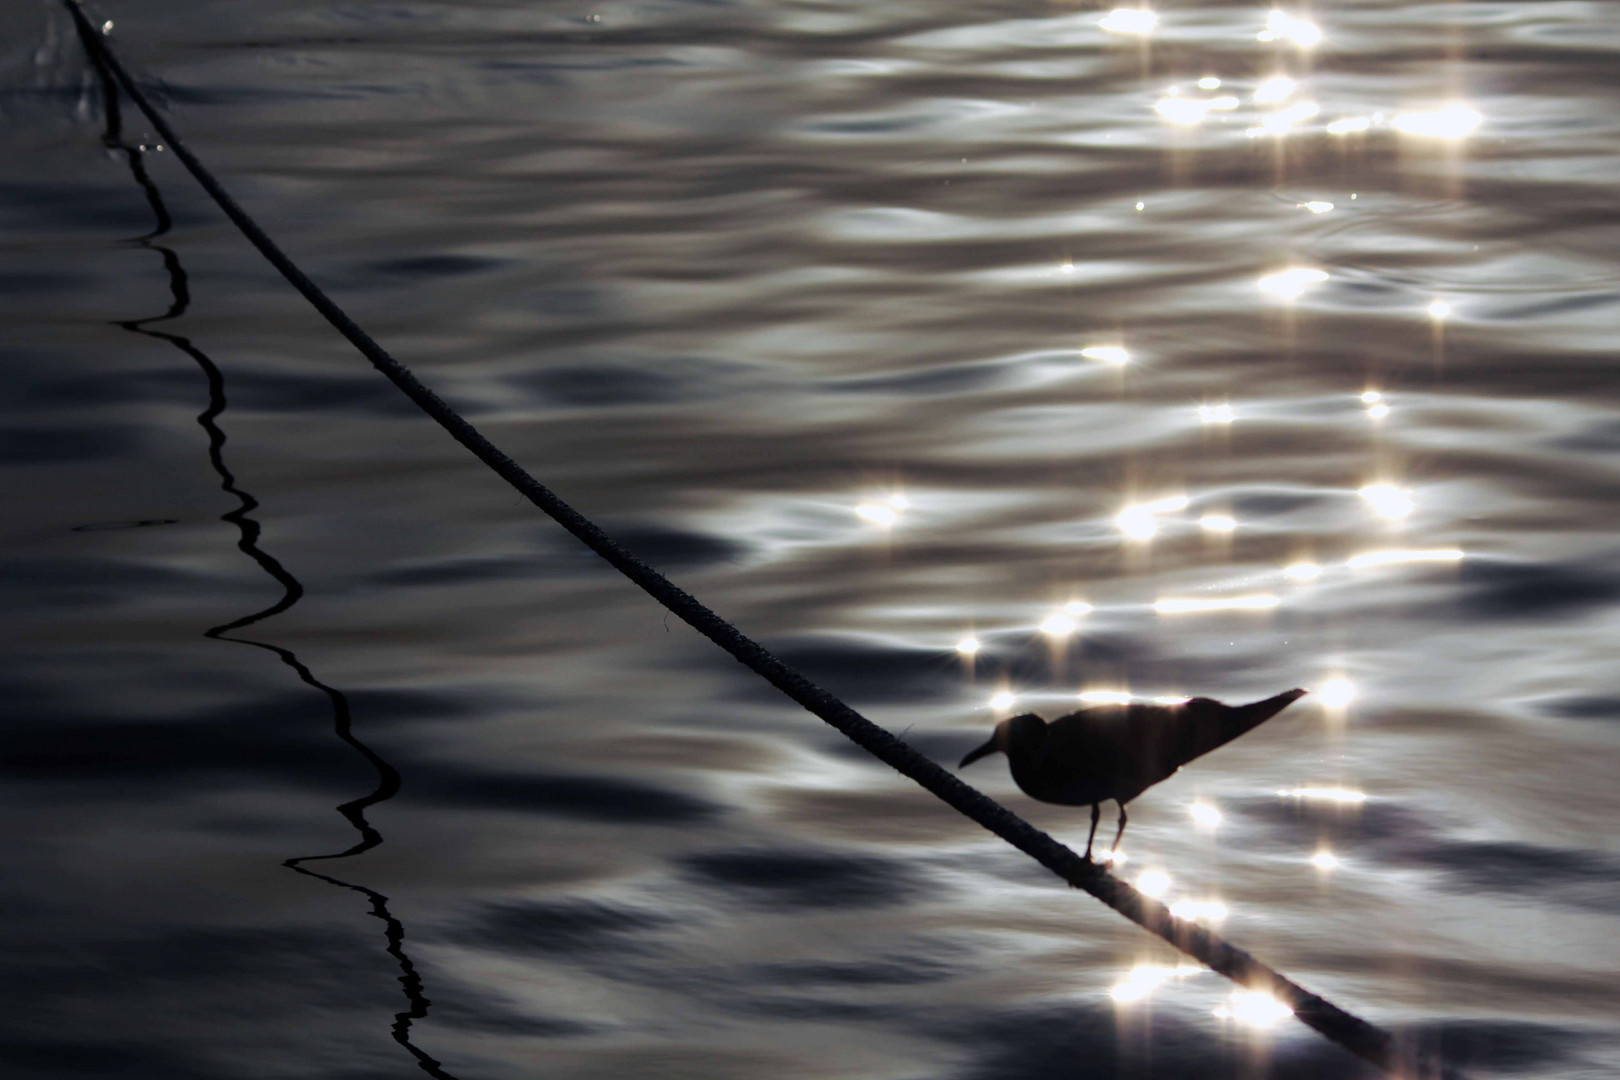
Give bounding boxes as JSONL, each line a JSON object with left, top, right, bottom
{"left": 4, "top": 0, "right": 1619, "bottom": 1076}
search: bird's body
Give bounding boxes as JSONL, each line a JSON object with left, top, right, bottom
{"left": 960, "top": 689, "right": 1307, "bottom": 857}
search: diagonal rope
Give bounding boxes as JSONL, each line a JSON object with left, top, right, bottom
{"left": 61, "top": 5, "right": 1461, "bottom": 1076}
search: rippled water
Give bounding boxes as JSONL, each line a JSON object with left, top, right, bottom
{"left": 5, "top": 0, "right": 1620, "bottom": 1076}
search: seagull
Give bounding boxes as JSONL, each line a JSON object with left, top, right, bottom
{"left": 958, "top": 689, "right": 1307, "bottom": 859}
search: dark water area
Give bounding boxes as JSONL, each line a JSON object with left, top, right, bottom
{"left": 4, "top": 0, "right": 1619, "bottom": 1076}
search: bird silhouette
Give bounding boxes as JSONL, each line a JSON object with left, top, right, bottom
{"left": 959, "top": 689, "right": 1307, "bottom": 859}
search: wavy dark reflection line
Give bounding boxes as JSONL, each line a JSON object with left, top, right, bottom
{"left": 75, "top": 21, "right": 459, "bottom": 1079}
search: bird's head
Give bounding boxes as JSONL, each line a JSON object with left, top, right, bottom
{"left": 959, "top": 713, "right": 1044, "bottom": 769}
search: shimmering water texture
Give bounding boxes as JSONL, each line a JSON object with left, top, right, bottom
{"left": 5, "top": 0, "right": 1620, "bottom": 1078}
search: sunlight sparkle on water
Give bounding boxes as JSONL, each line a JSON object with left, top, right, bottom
{"left": 1368, "top": 402, "right": 1390, "bottom": 419}
{"left": 1253, "top": 76, "right": 1296, "bottom": 104}
{"left": 1311, "top": 849, "right": 1341, "bottom": 870}
{"left": 1198, "top": 76, "right": 1222, "bottom": 89}
{"left": 1117, "top": 494, "right": 1187, "bottom": 539}
{"left": 1317, "top": 678, "right": 1354, "bottom": 709}
{"left": 955, "top": 636, "right": 980, "bottom": 656}
{"left": 1208, "top": 95, "right": 1240, "bottom": 110}
{"left": 1428, "top": 299, "right": 1452, "bottom": 319}
{"left": 1215, "top": 990, "right": 1294, "bottom": 1027}
{"left": 886, "top": 493, "right": 910, "bottom": 510}
{"left": 1041, "top": 614, "right": 1078, "bottom": 637}
{"left": 1064, "top": 600, "right": 1094, "bottom": 616}
{"left": 1117, "top": 510, "right": 1157, "bottom": 540}
{"left": 1081, "top": 345, "right": 1130, "bottom": 365}
{"left": 1153, "top": 695, "right": 1191, "bottom": 706}
{"left": 1199, "top": 403, "right": 1236, "bottom": 423}
{"left": 1135, "top": 870, "right": 1171, "bottom": 898}
{"left": 1096, "top": 849, "right": 1127, "bottom": 866}
{"left": 989, "top": 692, "right": 1016, "bottom": 710}
{"left": 1156, "top": 97, "right": 1211, "bottom": 125}
{"left": 1393, "top": 105, "right": 1482, "bottom": 138}
{"left": 1327, "top": 116, "right": 1372, "bottom": 134}
{"left": 1258, "top": 267, "right": 1328, "bottom": 300}
{"left": 1142, "top": 495, "right": 1190, "bottom": 514}
{"left": 1109, "top": 963, "right": 1193, "bottom": 1002}
{"left": 1099, "top": 8, "right": 1157, "bottom": 34}
{"left": 1281, "top": 786, "right": 1367, "bottom": 804}
{"left": 1199, "top": 514, "right": 1236, "bottom": 533}
{"left": 1258, "top": 11, "right": 1321, "bottom": 46}
{"left": 1303, "top": 200, "right": 1334, "bottom": 213}
{"left": 1079, "top": 689, "right": 1133, "bottom": 705}
{"left": 1348, "top": 548, "right": 1465, "bottom": 567}
{"left": 1169, "top": 899, "right": 1229, "bottom": 923}
{"left": 1361, "top": 390, "right": 1382, "bottom": 403}
{"left": 1359, "top": 483, "right": 1413, "bottom": 519}
{"left": 1189, "top": 801, "right": 1222, "bottom": 828}
{"left": 855, "top": 503, "right": 897, "bottom": 524}
{"left": 1156, "top": 594, "right": 1279, "bottom": 614}
{"left": 1284, "top": 562, "right": 1321, "bottom": 582}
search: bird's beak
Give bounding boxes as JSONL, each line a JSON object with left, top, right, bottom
{"left": 959, "top": 736, "right": 999, "bottom": 769}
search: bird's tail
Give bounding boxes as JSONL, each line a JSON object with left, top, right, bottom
{"left": 1181, "top": 688, "right": 1308, "bottom": 762}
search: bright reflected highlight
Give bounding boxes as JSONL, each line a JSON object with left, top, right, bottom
{"left": 1259, "top": 10, "right": 1321, "bottom": 45}
{"left": 1199, "top": 514, "right": 1236, "bottom": 533}
{"left": 955, "top": 636, "right": 980, "bottom": 656}
{"left": 1099, "top": 8, "right": 1157, "bottom": 34}
{"left": 1327, "top": 116, "right": 1371, "bottom": 134}
{"left": 1393, "top": 105, "right": 1482, "bottom": 138}
{"left": 1198, "top": 76, "right": 1222, "bottom": 90}
{"left": 1117, "top": 510, "right": 1157, "bottom": 540}
{"left": 1216, "top": 990, "right": 1294, "bottom": 1027}
{"left": 1348, "top": 548, "right": 1464, "bottom": 567}
{"left": 1079, "top": 689, "right": 1133, "bottom": 705}
{"left": 1284, "top": 562, "right": 1321, "bottom": 582}
{"left": 1041, "top": 614, "right": 1078, "bottom": 637}
{"left": 1259, "top": 267, "right": 1329, "bottom": 299}
{"left": 989, "top": 692, "right": 1016, "bottom": 710}
{"left": 1359, "top": 483, "right": 1413, "bottom": 519}
{"left": 1169, "top": 899, "right": 1229, "bottom": 923}
{"left": 1156, "top": 595, "right": 1280, "bottom": 614}
{"left": 1317, "top": 678, "right": 1354, "bottom": 709}
{"left": 1199, "top": 403, "right": 1237, "bottom": 423}
{"left": 1081, "top": 345, "right": 1130, "bottom": 365}
{"left": 1156, "top": 97, "right": 1210, "bottom": 125}
{"left": 1368, "top": 402, "right": 1390, "bottom": 419}
{"left": 1135, "top": 870, "right": 1171, "bottom": 898}
{"left": 1109, "top": 963, "right": 1195, "bottom": 1002}
{"left": 1428, "top": 299, "right": 1452, "bottom": 319}
{"left": 855, "top": 504, "right": 897, "bottom": 524}
{"left": 1280, "top": 786, "right": 1367, "bottom": 804}
{"left": 1253, "top": 76, "right": 1296, "bottom": 104}
{"left": 1311, "top": 849, "right": 1341, "bottom": 870}
{"left": 1064, "top": 600, "right": 1094, "bottom": 616}
{"left": 1189, "top": 801, "right": 1222, "bottom": 828}
{"left": 1303, "top": 200, "right": 1334, "bottom": 213}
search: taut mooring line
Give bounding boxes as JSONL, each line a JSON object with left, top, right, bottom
{"left": 61, "top": 4, "right": 1461, "bottom": 1076}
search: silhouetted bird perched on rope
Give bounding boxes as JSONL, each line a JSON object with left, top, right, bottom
{"left": 959, "top": 689, "right": 1308, "bottom": 859}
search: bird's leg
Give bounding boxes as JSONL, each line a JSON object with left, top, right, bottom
{"left": 1084, "top": 803, "right": 1100, "bottom": 860}
{"left": 1109, "top": 802, "right": 1129, "bottom": 856}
